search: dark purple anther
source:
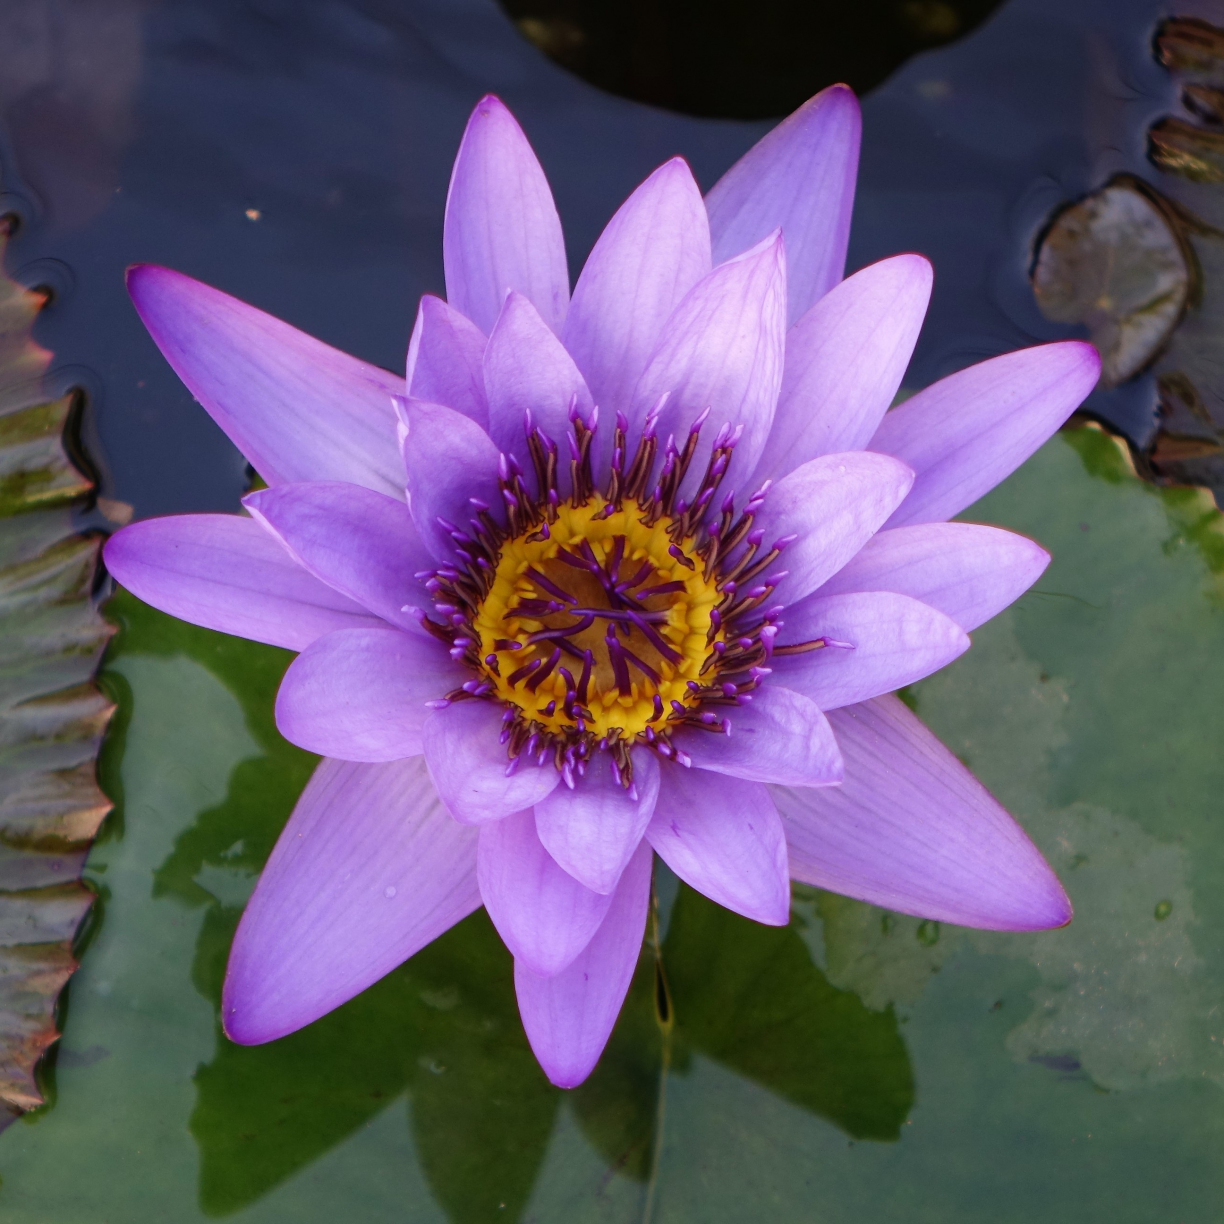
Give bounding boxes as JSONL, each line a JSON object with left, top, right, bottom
{"left": 507, "top": 658, "right": 542, "bottom": 686}
{"left": 606, "top": 631, "right": 632, "bottom": 694}
{"left": 526, "top": 647, "right": 562, "bottom": 690}
{"left": 577, "top": 650, "right": 593, "bottom": 702}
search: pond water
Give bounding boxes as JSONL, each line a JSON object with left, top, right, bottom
{"left": 2, "top": 0, "right": 1223, "bottom": 1219}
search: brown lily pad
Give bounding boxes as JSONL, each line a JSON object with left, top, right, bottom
{"left": 1033, "top": 178, "right": 1192, "bottom": 388}
{"left": 0, "top": 228, "right": 114, "bottom": 1130}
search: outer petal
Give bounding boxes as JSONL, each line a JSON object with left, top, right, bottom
{"left": 223, "top": 756, "right": 481, "bottom": 1044}
{"left": 676, "top": 684, "right": 843, "bottom": 787}
{"left": 776, "top": 695, "right": 1072, "bottom": 930}
{"left": 275, "top": 627, "right": 467, "bottom": 762}
{"left": 750, "top": 451, "right": 914, "bottom": 608}
{"left": 483, "top": 291, "right": 595, "bottom": 461}
{"left": 774, "top": 591, "right": 969, "bottom": 711}
{"left": 813, "top": 522, "right": 1050, "bottom": 632}
{"left": 126, "top": 265, "right": 404, "bottom": 495}
{"left": 244, "top": 482, "right": 432, "bottom": 633}
{"left": 870, "top": 341, "right": 1101, "bottom": 528}
{"left": 563, "top": 158, "right": 712, "bottom": 417}
{"left": 399, "top": 397, "right": 502, "bottom": 564}
{"left": 422, "top": 700, "right": 560, "bottom": 825}
{"left": 515, "top": 839, "right": 652, "bottom": 1089}
{"left": 647, "top": 768, "right": 789, "bottom": 926}
{"left": 443, "top": 95, "right": 569, "bottom": 335}
{"left": 103, "top": 514, "right": 382, "bottom": 651}
{"left": 631, "top": 233, "right": 787, "bottom": 495}
{"left": 533, "top": 750, "right": 660, "bottom": 895}
{"left": 705, "top": 84, "right": 861, "bottom": 324}
{"left": 406, "top": 294, "right": 489, "bottom": 427}
{"left": 478, "top": 808, "right": 613, "bottom": 977}
{"left": 754, "top": 254, "right": 932, "bottom": 483}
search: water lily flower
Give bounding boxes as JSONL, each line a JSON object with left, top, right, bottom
{"left": 104, "top": 87, "right": 1099, "bottom": 1089}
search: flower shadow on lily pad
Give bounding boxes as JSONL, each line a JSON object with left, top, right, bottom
{"left": 127, "top": 587, "right": 915, "bottom": 1218}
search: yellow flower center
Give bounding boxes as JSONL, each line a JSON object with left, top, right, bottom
{"left": 473, "top": 497, "right": 724, "bottom": 740}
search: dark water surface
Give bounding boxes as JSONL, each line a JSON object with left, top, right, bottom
{"left": 0, "top": 0, "right": 1194, "bottom": 519}
{"left": 3, "top": 0, "right": 1224, "bottom": 1220}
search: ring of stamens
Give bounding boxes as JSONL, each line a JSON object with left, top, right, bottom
{"left": 419, "top": 400, "right": 827, "bottom": 786}
{"left": 474, "top": 497, "right": 720, "bottom": 741}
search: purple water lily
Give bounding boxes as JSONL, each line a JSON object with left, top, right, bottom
{"left": 104, "top": 87, "right": 1099, "bottom": 1088}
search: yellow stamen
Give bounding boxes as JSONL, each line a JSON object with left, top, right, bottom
{"left": 473, "top": 497, "right": 722, "bottom": 740}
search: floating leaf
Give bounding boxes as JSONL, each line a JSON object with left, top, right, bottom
{"left": 0, "top": 229, "right": 113, "bottom": 1130}
{"left": 1150, "top": 117, "right": 1224, "bottom": 184}
{"left": 1032, "top": 177, "right": 1192, "bottom": 388}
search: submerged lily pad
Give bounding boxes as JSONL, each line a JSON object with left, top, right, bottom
{"left": 498, "top": 0, "right": 1005, "bottom": 119}
{"left": 0, "top": 231, "right": 113, "bottom": 1129}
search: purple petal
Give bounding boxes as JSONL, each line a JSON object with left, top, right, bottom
{"left": 224, "top": 756, "right": 481, "bottom": 1044}
{"left": 422, "top": 700, "right": 560, "bottom": 825}
{"left": 774, "top": 591, "right": 969, "bottom": 710}
{"left": 754, "top": 254, "right": 932, "bottom": 484}
{"left": 399, "top": 396, "right": 502, "bottom": 564}
{"left": 275, "top": 627, "right": 467, "bottom": 762}
{"left": 406, "top": 294, "right": 489, "bottom": 428}
{"left": 126, "top": 265, "right": 404, "bottom": 495}
{"left": 676, "top": 684, "right": 843, "bottom": 787}
{"left": 776, "top": 695, "right": 1072, "bottom": 930}
{"left": 444, "top": 95, "right": 569, "bottom": 335}
{"left": 483, "top": 290, "right": 595, "bottom": 460}
{"left": 813, "top": 522, "right": 1050, "bottom": 632}
{"left": 534, "top": 750, "right": 659, "bottom": 895}
{"left": 103, "top": 514, "right": 382, "bottom": 651}
{"left": 631, "top": 233, "right": 786, "bottom": 493}
{"left": 871, "top": 341, "right": 1101, "bottom": 528}
{"left": 562, "top": 157, "right": 711, "bottom": 418}
{"left": 478, "top": 808, "right": 613, "bottom": 976}
{"left": 514, "top": 839, "right": 652, "bottom": 1088}
{"left": 752, "top": 451, "right": 914, "bottom": 607}
{"left": 705, "top": 84, "right": 861, "bottom": 324}
{"left": 244, "top": 481, "right": 432, "bottom": 633}
{"left": 647, "top": 768, "right": 789, "bottom": 926}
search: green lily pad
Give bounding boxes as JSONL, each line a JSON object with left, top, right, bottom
{"left": 2, "top": 424, "right": 1224, "bottom": 1221}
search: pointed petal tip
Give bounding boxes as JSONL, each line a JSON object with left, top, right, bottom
{"left": 467, "top": 93, "right": 511, "bottom": 125}
{"left": 807, "top": 81, "right": 861, "bottom": 122}
{"left": 220, "top": 974, "right": 294, "bottom": 1047}
{"left": 1019, "top": 875, "right": 1074, "bottom": 931}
